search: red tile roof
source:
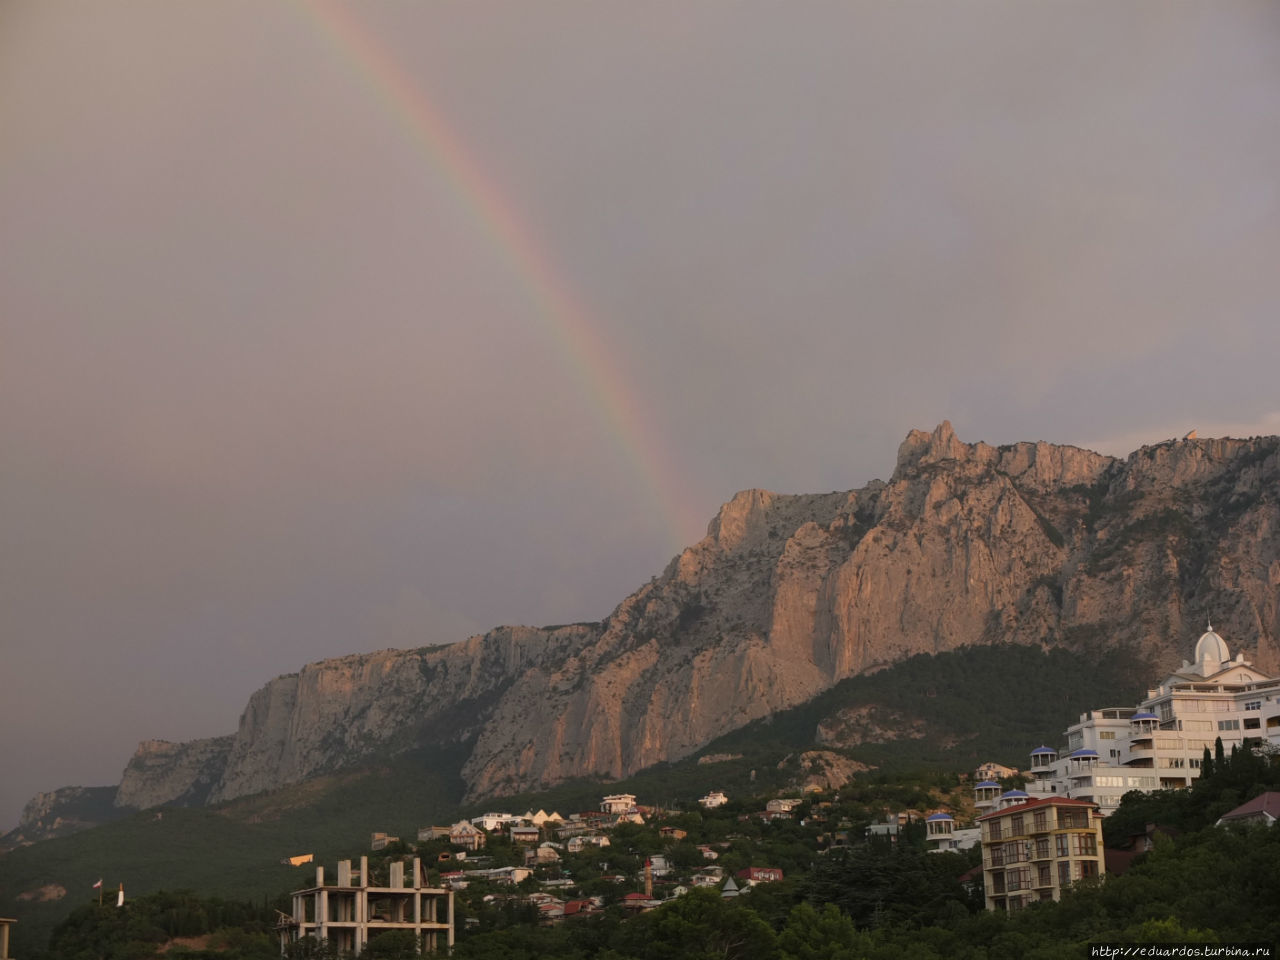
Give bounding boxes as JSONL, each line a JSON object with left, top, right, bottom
{"left": 975, "top": 796, "right": 1098, "bottom": 821}
{"left": 1217, "top": 791, "right": 1280, "bottom": 823}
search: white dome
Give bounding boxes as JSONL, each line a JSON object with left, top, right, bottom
{"left": 1194, "top": 627, "right": 1230, "bottom": 666}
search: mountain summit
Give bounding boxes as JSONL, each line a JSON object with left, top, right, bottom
{"left": 47, "top": 426, "right": 1280, "bottom": 814}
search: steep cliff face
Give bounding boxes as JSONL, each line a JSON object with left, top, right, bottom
{"left": 1, "top": 786, "right": 120, "bottom": 850}
{"left": 116, "top": 736, "right": 233, "bottom": 808}
{"left": 86, "top": 424, "right": 1280, "bottom": 808}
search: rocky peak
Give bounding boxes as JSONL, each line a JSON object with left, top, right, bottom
{"left": 27, "top": 424, "right": 1280, "bottom": 818}
{"left": 895, "top": 420, "right": 968, "bottom": 473}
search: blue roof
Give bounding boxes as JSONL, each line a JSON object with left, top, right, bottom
{"left": 926, "top": 812, "right": 953, "bottom": 821}
{"left": 1000, "top": 790, "right": 1030, "bottom": 798}
{"left": 975, "top": 780, "right": 1000, "bottom": 789}
{"left": 1030, "top": 745, "right": 1056, "bottom": 754}
{"left": 1068, "top": 749, "right": 1099, "bottom": 758}
{"left": 1131, "top": 712, "right": 1158, "bottom": 721}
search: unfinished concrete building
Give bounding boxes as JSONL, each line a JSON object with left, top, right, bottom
{"left": 278, "top": 856, "right": 453, "bottom": 956}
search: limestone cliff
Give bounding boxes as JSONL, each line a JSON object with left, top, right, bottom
{"left": 72, "top": 424, "right": 1280, "bottom": 808}
{"left": 116, "top": 736, "right": 233, "bottom": 808}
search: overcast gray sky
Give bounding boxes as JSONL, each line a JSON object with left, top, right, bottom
{"left": 3, "top": 1, "right": 1279, "bottom": 830}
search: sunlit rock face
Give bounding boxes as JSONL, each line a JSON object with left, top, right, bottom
{"left": 84, "top": 424, "right": 1280, "bottom": 807}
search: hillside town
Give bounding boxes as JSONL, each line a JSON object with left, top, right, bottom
{"left": 262, "top": 626, "right": 1280, "bottom": 956}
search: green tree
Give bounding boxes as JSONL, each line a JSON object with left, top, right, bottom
{"left": 612, "top": 888, "right": 777, "bottom": 960}
{"left": 777, "top": 902, "right": 871, "bottom": 960}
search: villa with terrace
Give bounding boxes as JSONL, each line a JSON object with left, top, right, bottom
{"left": 1023, "top": 624, "right": 1280, "bottom": 815}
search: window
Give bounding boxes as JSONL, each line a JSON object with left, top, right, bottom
{"left": 1055, "top": 834, "right": 1069, "bottom": 858}
{"left": 1036, "top": 837, "right": 1050, "bottom": 859}
{"left": 1162, "top": 757, "right": 1186, "bottom": 768}
{"left": 1218, "top": 719, "right": 1240, "bottom": 731}
{"left": 1110, "top": 749, "right": 1121, "bottom": 759}
{"left": 1189, "top": 758, "right": 1201, "bottom": 769}
{"left": 1011, "top": 815, "right": 1025, "bottom": 835}
{"left": 1033, "top": 811, "right": 1048, "bottom": 832}
{"left": 1038, "top": 864, "right": 1051, "bottom": 887}
{"left": 1079, "top": 860, "right": 1099, "bottom": 878}
{"left": 1058, "top": 861, "right": 1072, "bottom": 886}
{"left": 1073, "top": 834, "right": 1097, "bottom": 856}
{"left": 1245, "top": 701, "right": 1262, "bottom": 711}
{"left": 1099, "top": 731, "right": 1116, "bottom": 740}
{"left": 989, "top": 821, "right": 1003, "bottom": 841}
{"left": 1244, "top": 717, "right": 1261, "bottom": 730}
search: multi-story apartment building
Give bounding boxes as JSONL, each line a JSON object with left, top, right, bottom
{"left": 1025, "top": 625, "right": 1280, "bottom": 815}
{"left": 978, "top": 797, "right": 1105, "bottom": 912}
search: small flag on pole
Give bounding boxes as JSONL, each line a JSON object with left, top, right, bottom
{"left": 92, "top": 878, "right": 103, "bottom": 889}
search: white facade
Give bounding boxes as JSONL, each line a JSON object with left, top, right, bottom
{"left": 1025, "top": 626, "right": 1280, "bottom": 815}
{"left": 601, "top": 794, "right": 637, "bottom": 814}
{"left": 699, "top": 790, "right": 729, "bottom": 809}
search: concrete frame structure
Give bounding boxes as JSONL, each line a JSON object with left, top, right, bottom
{"left": 279, "top": 856, "right": 453, "bottom": 956}
{"left": 1025, "top": 626, "right": 1280, "bottom": 815}
{"left": 0, "top": 917, "right": 13, "bottom": 960}
{"left": 978, "top": 797, "right": 1105, "bottom": 912}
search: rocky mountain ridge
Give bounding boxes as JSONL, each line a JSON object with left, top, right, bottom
{"left": 30, "top": 424, "right": 1280, "bottom": 816}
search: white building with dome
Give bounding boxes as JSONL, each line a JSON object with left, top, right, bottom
{"left": 1024, "top": 625, "right": 1280, "bottom": 815}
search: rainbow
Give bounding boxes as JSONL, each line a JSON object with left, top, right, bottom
{"left": 295, "top": 1, "right": 705, "bottom": 554}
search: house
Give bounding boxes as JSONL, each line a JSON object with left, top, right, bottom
{"left": 735, "top": 867, "right": 784, "bottom": 886}
{"left": 1024, "top": 625, "right": 1280, "bottom": 815}
{"left": 696, "top": 844, "right": 720, "bottom": 860}
{"left": 418, "top": 826, "right": 452, "bottom": 842}
{"left": 529, "top": 843, "right": 561, "bottom": 864}
{"left": 691, "top": 867, "right": 724, "bottom": 886}
{"left": 659, "top": 826, "right": 688, "bottom": 840}
{"left": 975, "top": 761, "right": 1018, "bottom": 782}
{"left": 977, "top": 797, "right": 1105, "bottom": 912}
{"left": 561, "top": 898, "right": 602, "bottom": 919}
{"left": 509, "top": 825, "right": 541, "bottom": 844}
{"left": 278, "top": 857, "right": 452, "bottom": 955}
{"left": 521, "top": 809, "right": 565, "bottom": 826}
{"left": 462, "top": 866, "right": 531, "bottom": 885}
{"left": 866, "top": 820, "right": 900, "bottom": 843}
{"left": 1216, "top": 791, "right": 1280, "bottom": 827}
{"left": 601, "top": 794, "right": 638, "bottom": 814}
{"left": 648, "top": 854, "right": 671, "bottom": 877}
{"left": 766, "top": 798, "right": 803, "bottom": 814}
{"left": 620, "top": 891, "right": 661, "bottom": 912}
{"left": 699, "top": 790, "right": 729, "bottom": 809}
{"left": 449, "top": 820, "right": 486, "bottom": 851}
{"left": 565, "top": 834, "right": 610, "bottom": 853}
{"left": 370, "top": 832, "right": 400, "bottom": 851}
{"left": 470, "top": 812, "right": 518, "bottom": 831}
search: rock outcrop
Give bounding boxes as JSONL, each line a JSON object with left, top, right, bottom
{"left": 51, "top": 424, "right": 1280, "bottom": 810}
